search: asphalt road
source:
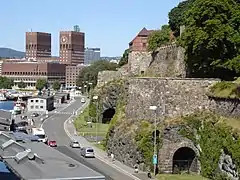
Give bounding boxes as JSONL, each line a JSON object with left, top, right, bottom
{"left": 43, "top": 97, "right": 135, "bottom": 180}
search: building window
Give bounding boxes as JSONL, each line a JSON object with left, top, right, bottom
{"left": 40, "top": 106, "right": 43, "bottom": 109}
{"left": 30, "top": 106, "right": 34, "bottom": 109}
{"left": 35, "top": 106, "right": 39, "bottom": 109}
{"left": 40, "top": 100, "right": 44, "bottom": 103}
{"left": 31, "top": 100, "right": 34, "bottom": 102}
{"left": 143, "top": 43, "right": 146, "bottom": 47}
{"left": 35, "top": 100, "right": 39, "bottom": 103}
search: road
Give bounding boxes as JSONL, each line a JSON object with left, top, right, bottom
{"left": 42, "top": 97, "right": 135, "bottom": 180}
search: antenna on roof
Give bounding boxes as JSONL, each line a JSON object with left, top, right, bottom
{"left": 73, "top": 25, "right": 80, "bottom": 32}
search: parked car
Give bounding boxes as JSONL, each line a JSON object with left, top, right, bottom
{"left": 70, "top": 140, "right": 81, "bottom": 148}
{"left": 81, "top": 147, "right": 95, "bottom": 158}
{"left": 48, "top": 140, "right": 57, "bottom": 147}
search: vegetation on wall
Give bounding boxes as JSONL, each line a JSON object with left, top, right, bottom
{"left": 178, "top": 0, "right": 240, "bottom": 80}
{"left": 180, "top": 112, "right": 240, "bottom": 179}
{"left": 52, "top": 80, "right": 61, "bottom": 91}
{"left": 208, "top": 79, "right": 240, "bottom": 98}
{"left": 119, "top": 49, "right": 129, "bottom": 67}
{"left": 147, "top": 25, "right": 173, "bottom": 52}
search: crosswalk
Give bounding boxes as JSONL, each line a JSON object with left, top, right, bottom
{"left": 53, "top": 111, "right": 77, "bottom": 115}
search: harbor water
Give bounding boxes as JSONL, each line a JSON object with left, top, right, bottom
{"left": 0, "top": 101, "right": 14, "bottom": 111}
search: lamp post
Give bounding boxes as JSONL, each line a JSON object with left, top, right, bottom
{"left": 93, "top": 95, "right": 98, "bottom": 143}
{"left": 88, "top": 82, "right": 93, "bottom": 95}
{"left": 84, "top": 85, "right": 87, "bottom": 95}
{"left": 149, "top": 105, "right": 157, "bottom": 176}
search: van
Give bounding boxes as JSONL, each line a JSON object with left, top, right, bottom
{"left": 81, "top": 147, "right": 95, "bottom": 158}
{"left": 32, "top": 128, "right": 48, "bottom": 143}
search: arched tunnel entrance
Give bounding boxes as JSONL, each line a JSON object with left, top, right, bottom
{"left": 102, "top": 108, "right": 115, "bottom": 123}
{"left": 172, "top": 147, "right": 196, "bottom": 174}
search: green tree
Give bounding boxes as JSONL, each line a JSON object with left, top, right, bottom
{"left": 76, "top": 60, "right": 118, "bottom": 88}
{"left": 18, "top": 81, "right": 26, "bottom": 89}
{"left": 179, "top": 0, "right": 240, "bottom": 80}
{"left": 147, "top": 25, "right": 172, "bottom": 52}
{"left": 168, "top": 0, "right": 195, "bottom": 37}
{"left": 0, "top": 76, "right": 14, "bottom": 89}
{"left": 119, "top": 49, "right": 129, "bottom": 67}
{"left": 52, "top": 80, "right": 61, "bottom": 91}
{"left": 36, "top": 78, "right": 48, "bottom": 90}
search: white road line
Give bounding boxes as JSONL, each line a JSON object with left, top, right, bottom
{"left": 40, "top": 99, "right": 77, "bottom": 128}
{"left": 63, "top": 101, "right": 142, "bottom": 180}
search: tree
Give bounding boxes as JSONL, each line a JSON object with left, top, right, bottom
{"left": 179, "top": 0, "right": 240, "bottom": 80}
{"left": 36, "top": 78, "right": 48, "bottom": 90}
{"left": 147, "top": 25, "right": 172, "bottom": 52}
{"left": 0, "top": 76, "right": 14, "bottom": 89}
{"left": 119, "top": 49, "right": 129, "bottom": 67}
{"left": 168, "top": 0, "right": 195, "bottom": 37}
{"left": 52, "top": 80, "right": 61, "bottom": 91}
{"left": 18, "top": 81, "right": 26, "bottom": 89}
{"left": 76, "top": 60, "right": 118, "bottom": 88}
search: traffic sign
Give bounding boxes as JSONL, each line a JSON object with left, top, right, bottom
{"left": 153, "top": 154, "right": 158, "bottom": 165}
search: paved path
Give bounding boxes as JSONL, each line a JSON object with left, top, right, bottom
{"left": 43, "top": 97, "right": 148, "bottom": 180}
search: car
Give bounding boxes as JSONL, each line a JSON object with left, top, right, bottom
{"left": 70, "top": 140, "right": 81, "bottom": 148}
{"left": 48, "top": 140, "right": 57, "bottom": 147}
{"left": 81, "top": 98, "right": 85, "bottom": 103}
{"left": 31, "top": 113, "right": 39, "bottom": 117}
{"left": 81, "top": 147, "right": 95, "bottom": 158}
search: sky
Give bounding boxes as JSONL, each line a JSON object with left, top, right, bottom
{"left": 0, "top": 0, "right": 182, "bottom": 57}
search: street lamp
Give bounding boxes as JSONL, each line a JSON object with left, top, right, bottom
{"left": 93, "top": 95, "right": 99, "bottom": 143}
{"left": 149, "top": 105, "right": 157, "bottom": 176}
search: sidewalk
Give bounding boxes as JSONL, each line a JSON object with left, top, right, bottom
{"left": 65, "top": 113, "right": 151, "bottom": 180}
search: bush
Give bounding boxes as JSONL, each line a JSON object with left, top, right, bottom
{"left": 180, "top": 112, "right": 240, "bottom": 179}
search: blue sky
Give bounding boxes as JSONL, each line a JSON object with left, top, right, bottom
{"left": 0, "top": 0, "right": 182, "bottom": 56}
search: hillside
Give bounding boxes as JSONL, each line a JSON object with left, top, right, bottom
{"left": 0, "top": 48, "right": 25, "bottom": 58}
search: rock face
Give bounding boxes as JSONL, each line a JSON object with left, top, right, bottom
{"left": 106, "top": 126, "right": 145, "bottom": 169}
{"left": 209, "top": 97, "right": 240, "bottom": 118}
{"left": 126, "top": 77, "right": 219, "bottom": 121}
{"left": 218, "top": 150, "right": 238, "bottom": 180}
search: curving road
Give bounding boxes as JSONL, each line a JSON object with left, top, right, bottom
{"left": 42, "top": 97, "right": 135, "bottom": 180}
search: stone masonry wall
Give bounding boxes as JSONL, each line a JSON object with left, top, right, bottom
{"left": 128, "top": 51, "right": 152, "bottom": 76}
{"left": 128, "top": 43, "right": 186, "bottom": 77}
{"left": 97, "top": 64, "right": 129, "bottom": 87}
{"left": 126, "top": 77, "right": 219, "bottom": 121}
{"left": 146, "top": 43, "right": 186, "bottom": 77}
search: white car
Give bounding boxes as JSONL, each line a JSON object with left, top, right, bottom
{"left": 70, "top": 140, "right": 81, "bottom": 148}
{"left": 81, "top": 98, "right": 85, "bottom": 103}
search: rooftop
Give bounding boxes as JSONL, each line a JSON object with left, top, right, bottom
{"left": 28, "top": 95, "right": 54, "bottom": 100}
{"left": 0, "top": 132, "right": 105, "bottom": 180}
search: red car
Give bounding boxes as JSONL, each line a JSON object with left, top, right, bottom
{"left": 48, "top": 140, "right": 57, "bottom": 147}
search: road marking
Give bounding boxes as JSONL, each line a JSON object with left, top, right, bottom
{"left": 40, "top": 99, "right": 77, "bottom": 128}
{"left": 63, "top": 101, "right": 142, "bottom": 180}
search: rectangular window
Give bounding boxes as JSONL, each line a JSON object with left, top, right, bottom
{"left": 31, "top": 100, "right": 34, "bottom": 102}
{"left": 40, "top": 106, "right": 43, "bottom": 109}
{"left": 30, "top": 106, "right": 34, "bottom": 109}
{"left": 35, "top": 106, "right": 39, "bottom": 109}
{"left": 35, "top": 100, "right": 39, "bottom": 103}
{"left": 40, "top": 100, "right": 44, "bottom": 103}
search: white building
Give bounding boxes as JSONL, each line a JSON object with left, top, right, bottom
{"left": 27, "top": 96, "right": 54, "bottom": 112}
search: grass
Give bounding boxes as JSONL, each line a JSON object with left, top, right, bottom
{"left": 224, "top": 117, "right": 240, "bottom": 131}
{"left": 74, "top": 106, "right": 109, "bottom": 136}
{"left": 157, "top": 174, "right": 207, "bottom": 180}
{"left": 93, "top": 142, "right": 106, "bottom": 151}
{"left": 209, "top": 78, "right": 240, "bottom": 98}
